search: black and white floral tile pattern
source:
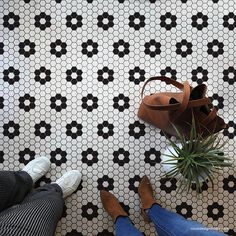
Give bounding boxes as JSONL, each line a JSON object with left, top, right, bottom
{"left": 0, "top": 0, "right": 236, "bottom": 235}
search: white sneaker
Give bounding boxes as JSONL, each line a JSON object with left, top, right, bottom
{"left": 22, "top": 156, "right": 50, "bottom": 183}
{"left": 55, "top": 170, "right": 82, "bottom": 198}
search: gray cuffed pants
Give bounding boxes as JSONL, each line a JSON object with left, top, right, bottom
{"left": 0, "top": 171, "right": 64, "bottom": 236}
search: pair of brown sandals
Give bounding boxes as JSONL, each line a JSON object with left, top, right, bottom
{"left": 100, "top": 176, "right": 156, "bottom": 223}
{"left": 138, "top": 76, "right": 227, "bottom": 138}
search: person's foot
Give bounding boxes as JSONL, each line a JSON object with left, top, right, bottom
{"left": 55, "top": 170, "right": 82, "bottom": 198}
{"left": 22, "top": 156, "right": 51, "bottom": 183}
{"left": 100, "top": 190, "right": 128, "bottom": 222}
{"left": 138, "top": 175, "right": 157, "bottom": 211}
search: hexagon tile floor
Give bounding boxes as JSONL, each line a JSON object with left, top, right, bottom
{"left": 0, "top": 0, "right": 236, "bottom": 235}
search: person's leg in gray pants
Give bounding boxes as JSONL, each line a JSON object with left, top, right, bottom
{"left": 0, "top": 171, "right": 64, "bottom": 236}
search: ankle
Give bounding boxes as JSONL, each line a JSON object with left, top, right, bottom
{"left": 144, "top": 202, "right": 161, "bottom": 212}
{"left": 115, "top": 215, "right": 130, "bottom": 224}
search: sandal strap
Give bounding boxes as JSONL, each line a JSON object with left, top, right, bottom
{"left": 141, "top": 76, "right": 185, "bottom": 99}
{"left": 171, "top": 81, "right": 191, "bottom": 120}
{"left": 187, "top": 98, "right": 212, "bottom": 108}
{"left": 141, "top": 76, "right": 211, "bottom": 111}
{"left": 202, "top": 107, "right": 218, "bottom": 126}
{"left": 143, "top": 97, "right": 211, "bottom": 110}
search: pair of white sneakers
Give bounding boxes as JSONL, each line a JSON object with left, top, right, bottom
{"left": 22, "top": 156, "right": 82, "bottom": 198}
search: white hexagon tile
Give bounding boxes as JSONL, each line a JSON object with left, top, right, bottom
{"left": 0, "top": 0, "right": 236, "bottom": 235}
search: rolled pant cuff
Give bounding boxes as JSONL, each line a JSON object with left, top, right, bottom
{"left": 18, "top": 171, "right": 33, "bottom": 187}
{"left": 42, "top": 183, "right": 64, "bottom": 196}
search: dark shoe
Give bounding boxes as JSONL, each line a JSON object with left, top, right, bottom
{"left": 138, "top": 175, "right": 157, "bottom": 222}
{"left": 100, "top": 190, "right": 128, "bottom": 222}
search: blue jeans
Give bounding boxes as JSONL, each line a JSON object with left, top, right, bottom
{"left": 115, "top": 204, "right": 226, "bottom": 236}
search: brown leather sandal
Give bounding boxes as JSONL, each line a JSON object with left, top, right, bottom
{"left": 100, "top": 190, "right": 128, "bottom": 222}
{"left": 138, "top": 176, "right": 157, "bottom": 222}
{"left": 138, "top": 76, "right": 227, "bottom": 138}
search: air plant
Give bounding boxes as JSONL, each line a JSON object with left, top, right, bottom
{"left": 162, "top": 117, "right": 232, "bottom": 194}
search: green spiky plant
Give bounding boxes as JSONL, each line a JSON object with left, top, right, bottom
{"left": 162, "top": 116, "right": 232, "bottom": 194}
